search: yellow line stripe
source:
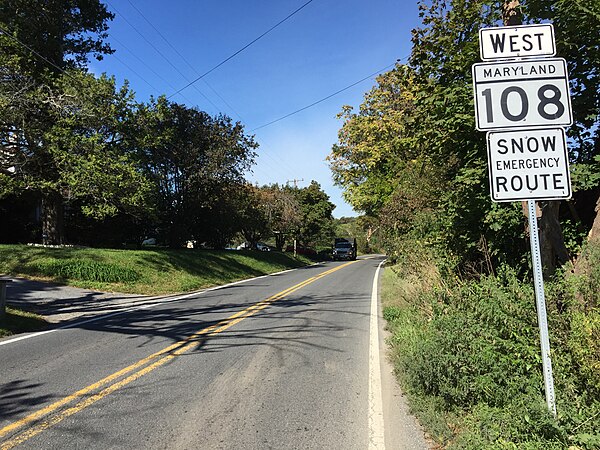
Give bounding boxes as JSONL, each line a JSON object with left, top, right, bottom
{"left": 0, "top": 260, "right": 358, "bottom": 448}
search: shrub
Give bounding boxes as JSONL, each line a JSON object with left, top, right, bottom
{"left": 383, "top": 259, "right": 600, "bottom": 449}
{"left": 28, "top": 259, "right": 140, "bottom": 283}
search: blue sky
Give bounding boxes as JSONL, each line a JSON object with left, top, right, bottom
{"left": 92, "top": 0, "right": 420, "bottom": 217}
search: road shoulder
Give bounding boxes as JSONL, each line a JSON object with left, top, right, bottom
{"left": 377, "top": 266, "right": 432, "bottom": 450}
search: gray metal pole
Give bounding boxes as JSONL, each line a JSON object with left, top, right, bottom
{"left": 0, "top": 279, "right": 8, "bottom": 322}
{"left": 527, "top": 200, "right": 557, "bottom": 417}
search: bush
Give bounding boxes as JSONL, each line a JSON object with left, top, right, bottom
{"left": 383, "top": 256, "right": 600, "bottom": 449}
{"left": 27, "top": 259, "right": 140, "bottom": 283}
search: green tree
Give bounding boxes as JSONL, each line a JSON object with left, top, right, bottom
{"left": 0, "top": 0, "right": 118, "bottom": 244}
{"left": 258, "top": 184, "right": 302, "bottom": 250}
{"left": 330, "top": 0, "right": 600, "bottom": 273}
{"left": 134, "top": 97, "right": 257, "bottom": 248}
{"left": 293, "top": 181, "right": 335, "bottom": 248}
{"left": 237, "top": 184, "right": 270, "bottom": 249}
{"left": 0, "top": 69, "right": 151, "bottom": 244}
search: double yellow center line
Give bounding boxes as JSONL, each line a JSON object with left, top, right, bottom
{"left": 0, "top": 260, "right": 358, "bottom": 449}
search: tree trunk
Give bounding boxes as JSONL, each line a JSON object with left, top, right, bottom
{"left": 274, "top": 232, "right": 285, "bottom": 252}
{"left": 573, "top": 194, "right": 600, "bottom": 278}
{"left": 502, "top": 0, "right": 522, "bottom": 25}
{"left": 587, "top": 194, "right": 600, "bottom": 244}
{"left": 502, "top": 1, "right": 569, "bottom": 277}
{"left": 41, "top": 191, "right": 65, "bottom": 245}
{"left": 538, "top": 200, "right": 570, "bottom": 277}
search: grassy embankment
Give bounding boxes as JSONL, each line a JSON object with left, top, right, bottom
{"left": 381, "top": 244, "right": 600, "bottom": 449}
{"left": 0, "top": 244, "right": 313, "bottom": 337}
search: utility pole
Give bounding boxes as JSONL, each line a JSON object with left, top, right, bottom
{"left": 286, "top": 178, "right": 304, "bottom": 188}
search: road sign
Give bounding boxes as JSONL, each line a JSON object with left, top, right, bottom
{"left": 479, "top": 24, "right": 555, "bottom": 60}
{"left": 487, "top": 127, "right": 571, "bottom": 202}
{"left": 473, "top": 58, "right": 572, "bottom": 131}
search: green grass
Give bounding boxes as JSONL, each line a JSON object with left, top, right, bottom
{"left": 0, "top": 244, "right": 314, "bottom": 295}
{"left": 0, "top": 307, "right": 48, "bottom": 338}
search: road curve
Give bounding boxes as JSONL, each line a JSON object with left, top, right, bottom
{"left": 0, "top": 256, "right": 429, "bottom": 449}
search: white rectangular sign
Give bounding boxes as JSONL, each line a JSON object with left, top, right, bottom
{"left": 487, "top": 128, "right": 571, "bottom": 202}
{"left": 473, "top": 58, "right": 572, "bottom": 131}
{"left": 480, "top": 24, "right": 556, "bottom": 60}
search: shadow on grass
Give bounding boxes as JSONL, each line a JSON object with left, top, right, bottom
{"left": 0, "top": 309, "right": 49, "bottom": 337}
{"left": 136, "top": 249, "right": 309, "bottom": 281}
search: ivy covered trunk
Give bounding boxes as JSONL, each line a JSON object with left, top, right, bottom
{"left": 538, "top": 200, "right": 570, "bottom": 277}
{"left": 573, "top": 194, "right": 600, "bottom": 279}
{"left": 41, "top": 192, "right": 65, "bottom": 245}
{"left": 588, "top": 195, "right": 600, "bottom": 244}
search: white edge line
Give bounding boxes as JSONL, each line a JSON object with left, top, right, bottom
{"left": 369, "top": 259, "right": 386, "bottom": 450}
{"left": 0, "top": 264, "right": 319, "bottom": 347}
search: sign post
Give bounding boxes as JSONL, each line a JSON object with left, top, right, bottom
{"left": 473, "top": 22, "right": 572, "bottom": 417}
{"left": 527, "top": 199, "right": 557, "bottom": 416}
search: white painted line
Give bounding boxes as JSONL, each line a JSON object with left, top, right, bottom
{"left": 369, "top": 259, "right": 386, "bottom": 449}
{"left": 0, "top": 264, "right": 315, "bottom": 347}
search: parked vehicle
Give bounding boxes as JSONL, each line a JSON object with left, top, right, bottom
{"left": 237, "top": 242, "right": 271, "bottom": 251}
{"left": 256, "top": 242, "right": 271, "bottom": 252}
{"left": 332, "top": 238, "right": 356, "bottom": 261}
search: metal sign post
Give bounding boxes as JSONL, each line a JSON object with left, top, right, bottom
{"left": 527, "top": 200, "right": 557, "bottom": 416}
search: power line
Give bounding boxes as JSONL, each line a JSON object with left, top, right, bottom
{"left": 122, "top": 0, "right": 238, "bottom": 116}
{"left": 251, "top": 60, "right": 402, "bottom": 131}
{"left": 109, "top": 35, "right": 197, "bottom": 105}
{"left": 120, "top": 0, "right": 299, "bottom": 178}
{"left": 111, "top": 53, "right": 160, "bottom": 92}
{"left": 167, "top": 0, "right": 316, "bottom": 99}
{"left": 0, "top": 25, "right": 75, "bottom": 80}
{"left": 110, "top": 36, "right": 175, "bottom": 89}
{"left": 106, "top": 1, "right": 220, "bottom": 110}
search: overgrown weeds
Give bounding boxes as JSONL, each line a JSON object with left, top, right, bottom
{"left": 382, "top": 244, "right": 600, "bottom": 449}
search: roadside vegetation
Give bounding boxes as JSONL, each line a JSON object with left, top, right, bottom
{"left": 329, "top": 0, "right": 600, "bottom": 448}
{"left": 382, "top": 243, "right": 600, "bottom": 449}
{"left": 0, "top": 244, "right": 314, "bottom": 296}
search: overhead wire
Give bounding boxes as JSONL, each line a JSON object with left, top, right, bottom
{"left": 106, "top": 1, "right": 220, "bottom": 110}
{"left": 108, "top": 2, "right": 405, "bottom": 177}
{"left": 4, "top": 4, "right": 402, "bottom": 184}
{"left": 111, "top": 52, "right": 160, "bottom": 91}
{"left": 167, "top": 0, "right": 316, "bottom": 99}
{"left": 120, "top": 0, "right": 297, "bottom": 179}
{"left": 122, "top": 0, "right": 244, "bottom": 121}
{"left": 251, "top": 60, "right": 403, "bottom": 132}
{"left": 110, "top": 35, "right": 185, "bottom": 90}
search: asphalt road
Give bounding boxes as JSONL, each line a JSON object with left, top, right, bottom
{"left": 0, "top": 257, "right": 429, "bottom": 449}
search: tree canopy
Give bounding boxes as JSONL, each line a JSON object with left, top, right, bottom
{"left": 330, "top": 0, "right": 600, "bottom": 273}
{"left": 0, "top": 1, "right": 260, "bottom": 248}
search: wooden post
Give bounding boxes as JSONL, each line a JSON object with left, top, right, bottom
{"left": 502, "top": 0, "right": 522, "bottom": 26}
